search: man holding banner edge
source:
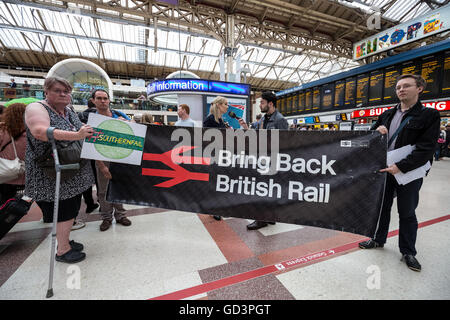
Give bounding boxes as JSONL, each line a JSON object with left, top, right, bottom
{"left": 359, "top": 74, "right": 440, "bottom": 272}
{"left": 91, "top": 89, "right": 133, "bottom": 232}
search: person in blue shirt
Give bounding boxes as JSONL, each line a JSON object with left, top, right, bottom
{"left": 91, "top": 89, "right": 132, "bottom": 232}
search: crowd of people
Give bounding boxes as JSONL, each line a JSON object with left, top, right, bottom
{"left": 0, "top": 74, "right": 448, "bottom": 272}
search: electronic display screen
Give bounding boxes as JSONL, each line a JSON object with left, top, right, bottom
{"left": 298, "top": 92, "right": 305, "bottom": 112}
{"left": 421, "top": 54, "right": 442, "bottom": 97}
{"left": 277, "top": 48, "right": 450, "bottom": 110}
{"left": 321, "top": 84, "right": 334, "bottom": 110}
{"left": 443, "top": 51, "right": 450, "bottom": 95}
{"left": 345, "top": 77, "right": 356, "bottom": 107}
{"left": 279, "top": 97, "right": 285, "bottom": 114}
{"left": 369, "top": 70, "right": 383, "bottom": 105}
{"left": 401, "top": 60, "right": 420, "bottom": 75}
{"left": 383, "top": 65, "right": 400, "bottom": 103}
{"left": 334, "top": 80, "right": 345, "bottom": 108}
{"left": 286, "top": 96, "right": 293, "bottom": 114}
{"left": 312, "top": 87, "right": 320, "bottom": 110}
{"left": 356, "top": 74, "right": 369, "bottom": 107}
{"left": 305, "top": 89, "right": 312, "bottom": 111}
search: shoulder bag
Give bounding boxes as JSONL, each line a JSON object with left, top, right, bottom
{"left": 0, "top": 136, "right": 25, "bottom": 184}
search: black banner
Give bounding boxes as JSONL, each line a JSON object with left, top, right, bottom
{"left": 108, "top": 125, "right": 386, "bottom": 237}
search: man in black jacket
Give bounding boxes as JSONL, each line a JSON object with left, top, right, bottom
{"left": 238, "top": 91, "right": 288, "bottom": 230}
{"left": 359, "top": 74, "right": 440, "bottom": 272}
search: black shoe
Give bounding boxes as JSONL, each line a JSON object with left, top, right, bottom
{"left": 69, "top": 240, "right": 84, "bottom": 252}
{"left": 55, "top": 249, "right": 86, "bottom": 263}
{"left": 358, "top": 239, "right": 384, "bottom": 249}
{"left": 86, "top": 203, "right": 99, "bottom": 214}
{"left": 247, "top": 220, "right": 269, "bottom": 230}
{"left": 402, "top": 254, "right": 421, "bottom": 272}
{"left": 213, "top": 215, "right": 222, "bottom": 221}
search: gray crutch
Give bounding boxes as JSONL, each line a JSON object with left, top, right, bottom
{"left": 46, "top": 127, "right": 80, "bottom": 298}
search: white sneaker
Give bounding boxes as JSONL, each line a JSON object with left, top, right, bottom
{"left": 71, "top": 220, "right": 86, "bottom": 231}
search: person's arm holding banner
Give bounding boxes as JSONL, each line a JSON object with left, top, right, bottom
{"left": 26, "top": 103, "right": 94, "bottom": 142}
{"left": 96, "top": 160, "right": 112, "bottom": 180}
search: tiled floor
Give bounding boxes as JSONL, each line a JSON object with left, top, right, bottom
{"left": 0, "top": 159, "right": 449, "bottom": 300}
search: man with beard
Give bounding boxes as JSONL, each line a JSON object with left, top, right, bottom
{"left": 238, "top": 91, "right": 288, "bottom": 230}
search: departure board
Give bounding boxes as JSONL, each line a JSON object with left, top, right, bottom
{"left": 291, "top": 94, "right": 297, "bottom": 114}
{"left": 369, "top": 70, "right": 383, "bottom": 105}
{"left": 334, "top": 80, "right": 345, "bottom": 108}
{"left": 401, "top": 60, "right": 420, "bottom": 75}
{"left": 443, "top": 51, "right": 450, "bottom": 93}
{"left": 287, "top": 96, "right": 293, "bottom": 114}
{"left": 305, "top": 90, "right": 312, "bottom": 111}
{"left": 421, "top": 54, "right": 442, "bottom": 96}
{"left": 356, "top": 74, "right": 369, "bottom": 106}
{"left": 313, "top": 87, "right": 320, "bottom": 110}
{"left": 298, "top": 92, "right": 305, "bottom": 112}
{"left": 321, "top": 84, "right": 334, "bottom": 110}
{"left": 280, "top": 97, "right": 285, "bottom": 114}
{"left": 384, "top": 65, "right": 400, "bottom": 103}
{"left": 277, "top": 46, "right": 450, "bottom": 115}
{"left": 345, "top": 77, "right": 356, "bottom": 107}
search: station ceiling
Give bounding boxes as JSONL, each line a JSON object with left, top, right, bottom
{"left": 0, "top": 0, "right": 449, "bottom": 92}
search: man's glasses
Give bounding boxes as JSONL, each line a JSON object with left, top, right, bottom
{"left": 95, "top": 97, "right": 109, "bottom": 101}
{"left": 50, "top": 89, "right": 71, "bottom": 95}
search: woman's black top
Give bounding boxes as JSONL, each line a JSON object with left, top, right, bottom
{"left": 203, "top": 114, "right": 226, "bottom": 128}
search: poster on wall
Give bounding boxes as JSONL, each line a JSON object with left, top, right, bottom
{"left": 353, "top": 4, "right": 450, "bottom": 60}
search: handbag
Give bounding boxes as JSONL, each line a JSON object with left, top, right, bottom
{"left": 0, "top": 196, "right": 32, "bottom": 240}
{"left": 437, "top": 138, "right": 445, "bottom": 144}
{"left": 0, "top": 136, "right": 25, "bottom": 184}
{"left": 35, "top": 139, "right": 87, "bottom": 181}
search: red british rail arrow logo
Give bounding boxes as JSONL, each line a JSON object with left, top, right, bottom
{"left": 142, "top": 146, "right": 210, "bottom": 188}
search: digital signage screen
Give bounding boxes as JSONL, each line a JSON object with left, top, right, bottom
{"left": 421, "top": 54, "right": 442, "bottom": 97}
{"left": 383, "top": 65, "right": 400, "bottom": 104}
{"left": 305, "top": 89, "right": 312, "bottom": 111}
{"left": 345, "top": 77, "right": 356, "bottom": 108}
{"left": 312, "top": 87, "right": 320, "bottom": 110}
{"left": 298, "top": 92, "right": 305, "bottom": 112}
{"left": 356, "top": 74, "right": 369, "bottom": 107}
{"left": 334, "top": 80, "right": 345, "bottom": 108}
{"left": 321, "top": 84, "right": 334, "bottom": 110}
{"left": 286, "top": 96, "right": 293, "bottom": 115}
{"left": 369, "top": 70, "right": 383, "bottom": 105}
{"left": 401, "top": 60, "right": 420, "bottom": 75}
{"left": 279, "top": 97, "right": 285, "bottom": 114}
{"left": 443, "top": 51, "right": 450, "bottom": 95}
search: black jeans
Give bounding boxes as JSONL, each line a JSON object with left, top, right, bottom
{"left": 374, "top": 174, "right": 423, "bottom": 256}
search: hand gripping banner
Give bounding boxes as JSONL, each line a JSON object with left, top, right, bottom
{"left": 107, "top": 125, "right": 387, "bottom": 237}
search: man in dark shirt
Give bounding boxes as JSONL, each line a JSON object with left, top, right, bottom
{"left": 359, "top": 74, "right": 440, "bottom": 272}
{"left": 239, "top": 91, "right": 288, "bottom": 230}
{"left": 22, "top": 80, "right": 31, "bottom": 97}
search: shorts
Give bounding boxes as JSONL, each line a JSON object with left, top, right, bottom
{"left": 37, "top": 194, "right": 82, "bottom": 223}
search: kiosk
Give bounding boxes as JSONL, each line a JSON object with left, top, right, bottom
{"left": 147, "top": 71, "right": 251, "bottom": 128}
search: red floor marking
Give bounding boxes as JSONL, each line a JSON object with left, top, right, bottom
{"left": 148, "top": 214, "right": 450, "bottom": 300}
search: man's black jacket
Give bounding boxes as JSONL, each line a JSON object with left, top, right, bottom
{"left": 371, "top": 100, "right": 440, "bottom": 173}
{"left": 78, "top": 107, "right": 96, "bottom": 124}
